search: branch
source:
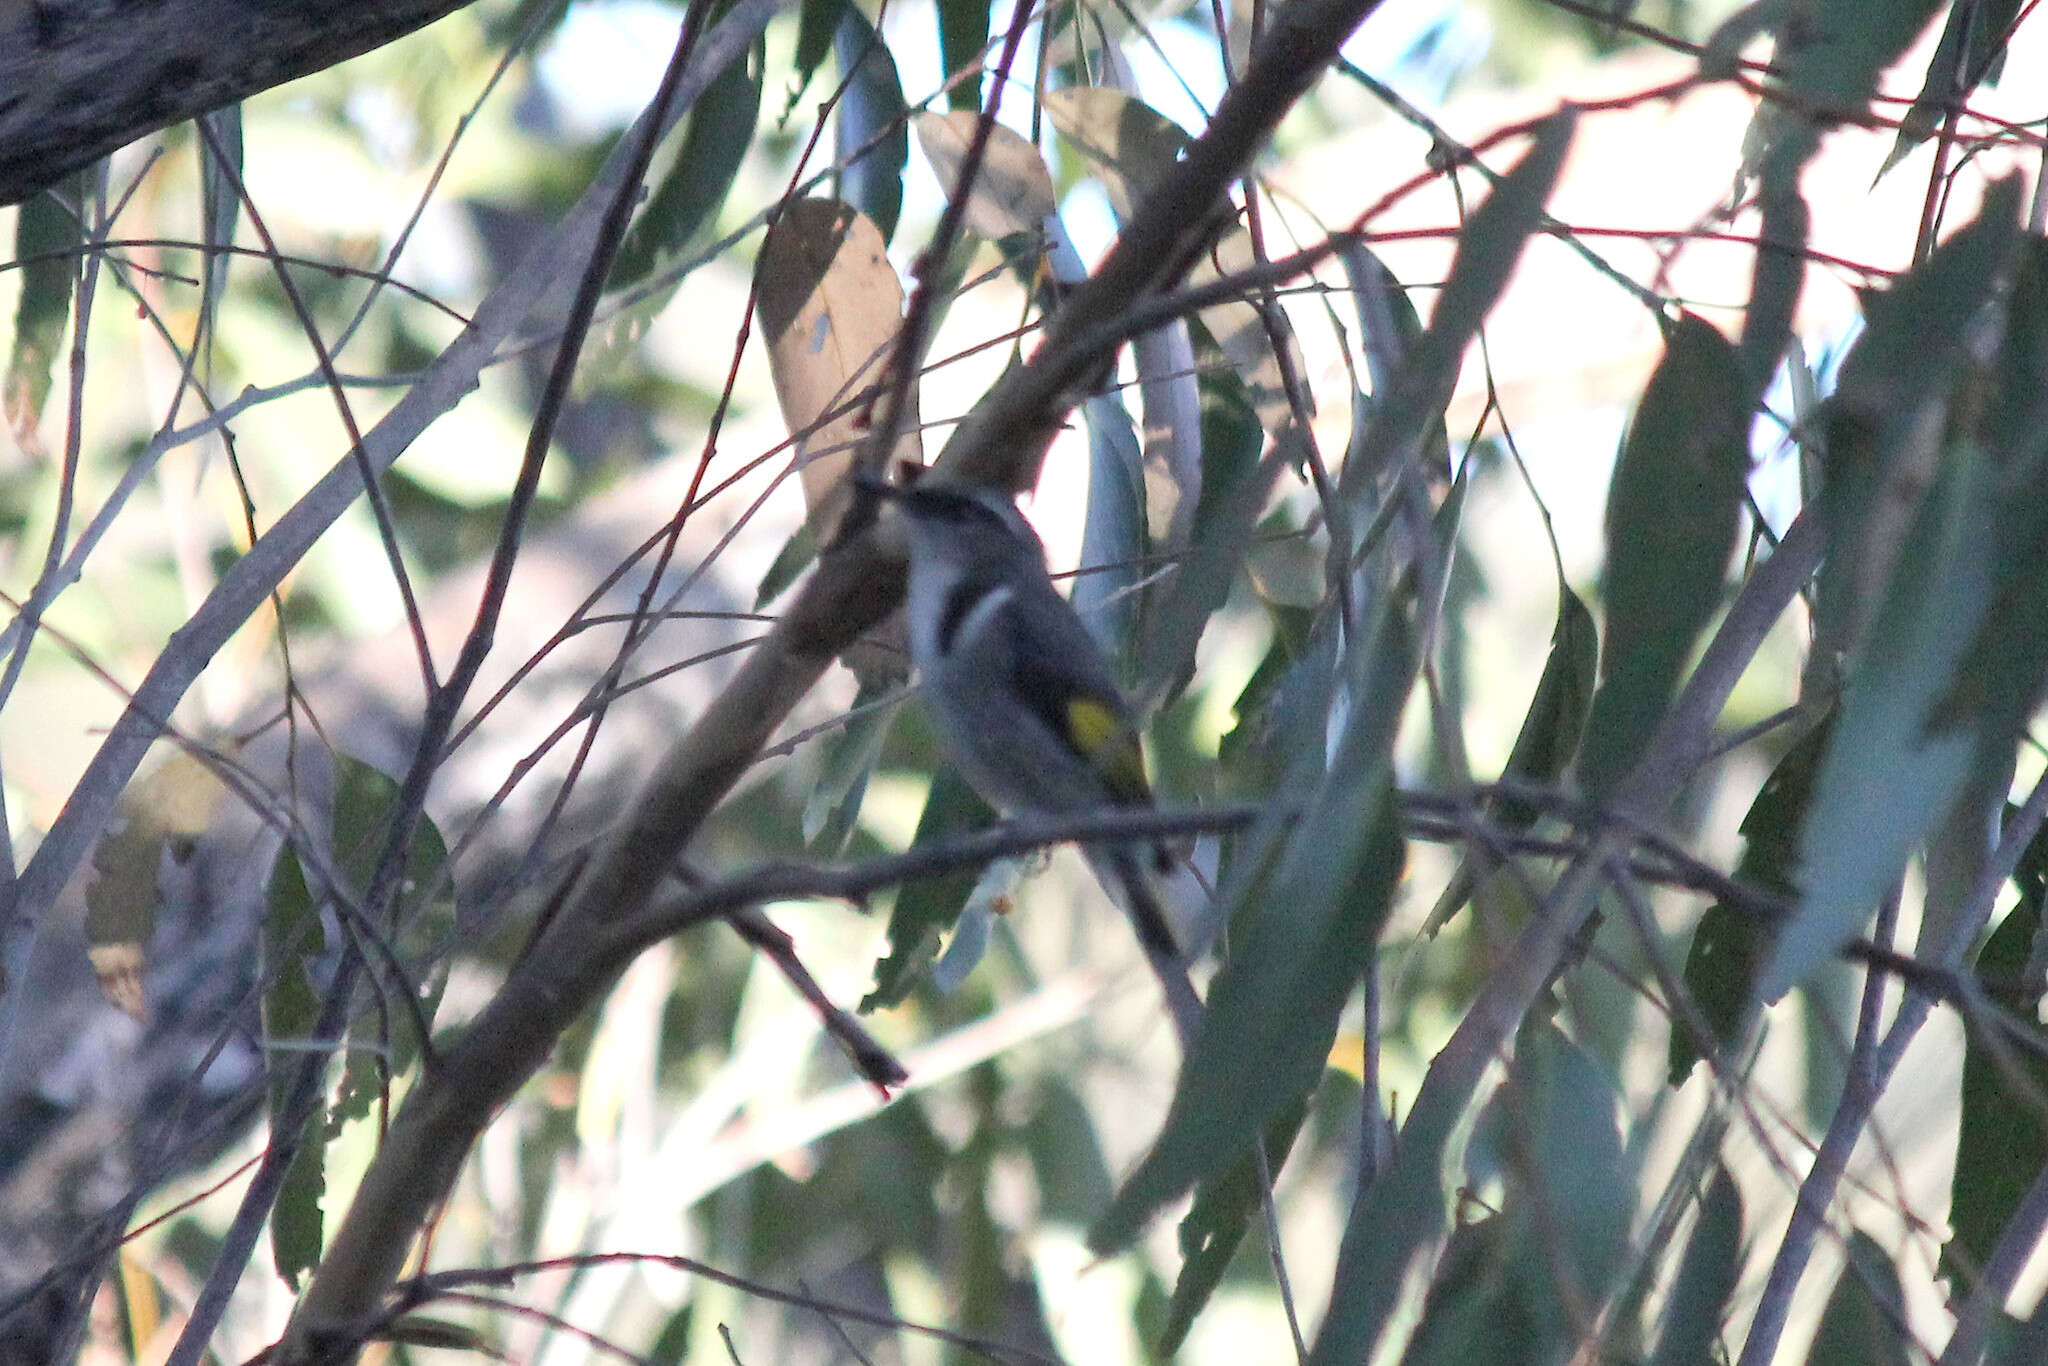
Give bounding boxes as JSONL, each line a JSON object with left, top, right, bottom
{"left": 275, "top": 0, "right": 1384, "bottom": 1349}
{"left": 0, "top": 0, "right": 479, "bottom": 207}
{"left": 0, "top": 0, "right": 795, "bottom": 1069}
{"left": 1314, "top": 507, "right": 1828, "bottom": 1361}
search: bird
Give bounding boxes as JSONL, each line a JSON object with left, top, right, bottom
{"left": 864, "top": 473, "right": 1204, "bottom": 1047}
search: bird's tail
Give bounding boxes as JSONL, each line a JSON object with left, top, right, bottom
{"left": 1088, "top": 846, "right": 1204, "bottom": 1051}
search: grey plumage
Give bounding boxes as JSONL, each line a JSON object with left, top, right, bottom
{"left": 881, "top": 480, "right": 1203, "bottom": 1046}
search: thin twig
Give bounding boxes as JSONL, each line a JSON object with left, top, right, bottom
{"left": 721, "top": 905, "right": 908, "bottom": 1089}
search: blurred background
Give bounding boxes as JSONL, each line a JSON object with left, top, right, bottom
{"left": 2, "top": 0, "right": 2042, "bottom": 1360}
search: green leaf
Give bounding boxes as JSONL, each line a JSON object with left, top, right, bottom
{"left": 1336, "top": 241, "right": 1448, "bottom": 490}
{"left": 611, "top": 35, "right": 763, "bottom": 291}
{"left": 1074, "top": 392, "right": 1146, "bottom": 675}
{"left": 788, "top": 0, "right": 848, "bottom": 111}
{"left": 1576, "top": 314, "right": 1749, "bottom": 798}
{"left": 1341, "top": 112, "right": 1574, "bottom": 506}
{"left": 1294, "top": 121, "right": 1577, "bottom": 1366}
{"left": 1879, "top": 0, "right": 2024, "bottom": 177}
{"left": 1021, "top": 1080, "right": 1116, "bottom": 1224}
{"left": 1808, "top": 1231, "right": 1911, "bottom": 1366}
{"left": 1216, "top": 603, "right": 1316, "bottom": 778}
{"left": 1307, "top": 956, "right": 1626, "bottom": 1366}
{"left": 262, "top": 847, "right": 329, "bottom": 1290}
{"left": 935, "top": 0, "right": 989, "bottom": 111}
{"left": 4, "top": 186, "right": 79, "bottom": 444}
{"left": 861, "top": 766, "right": 996, "bottom": 1010}
{"left": 1776, "top": 0, "right": 1948, "bottom": 104}
{"left": 1738, "top": 185, "right": 1807, "bottom": 401}
{"left": 1467, "top": 1021, "right": 1632, "bottom": 1348}
{"left": 833, "top": 6, "right": 907, "bottom": 243}
{"left": 320, "top": 754, "right": 456, "bottom": 1129}
{"left": 1976, "top": 240, "right": 2048, "bottom": 480}
{"left": 1310, "top": 1025, "right": 1464, "bottom": 1364}
{"left": 1091, "top": 607, "right": 1412, "bottom": 1253}
{"left": 754, "top": 522, "right": 818, "bottom": 610}
{"left": 1650, "top": 1164, "right": 1742, "bottom": 1365}
{"left": 1496, "top": 586, "right": 1598, "bottom": 826}
{"left": 1187, "top": 345, "right": 1267, "bottom": 541}
{"left": 196, "top": 105, "right": 243, "bottom": 332}
{"left": 1157, "top": 1099, "right": 1309, "bottom": 1355}
{"left": 1943, "top": 819, "right": 2048, "bottom": 1286}
{"left": 375, "top": 1316, "right": 489, "bottom": 1351}
{"left": 1399, "top": 1213, "right": 1529, "bottom": 1366}
{"left": 1764, "top": 441, "right": 1996, "bottom": 1000}
{"left": 802, "top": 679, "right": 903, "bottom": 857}
{"left": 1813, "top": 179, "right": 2022, "bottom": 665}
{"left": 1668, "top": 715, "right": 1830, "bottom": 1081}
{"left": 1989, "top": 1303, "right": 2048, "bottom": 1364}
{"left": 1135, "top": 331, "right": 1275, "bottom": 710}
{"left": 1335, "top": 241, "right": 1425, "bottom": 417}
{"left": 1748, "top": 0, "right": 1949, "bottom": 181}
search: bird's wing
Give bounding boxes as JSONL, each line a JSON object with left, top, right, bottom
{"left": 987, "top": 581, "right": 1153, "bottom": 806}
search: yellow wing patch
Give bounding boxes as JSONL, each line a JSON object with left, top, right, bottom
{"left": 1066, "top": 697, "right": 1151, "bottom": 804}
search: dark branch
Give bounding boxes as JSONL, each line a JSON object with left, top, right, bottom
{"left": 0, "top": 0, "right": 479, "bottom": 207}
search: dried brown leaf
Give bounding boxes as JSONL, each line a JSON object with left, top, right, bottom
{"left": 757, "top": 198, "right": 919, "bottom": 539}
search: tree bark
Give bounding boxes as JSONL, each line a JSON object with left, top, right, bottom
{"left": 0, "top": 0, "right": 478, "bottom": 207}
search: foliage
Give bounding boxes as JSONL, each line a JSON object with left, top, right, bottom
{"left": 2, "top": 1, "right": 2047, "bottom": 1364}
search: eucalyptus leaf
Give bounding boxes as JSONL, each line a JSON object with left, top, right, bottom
{"left": 1075, "top": 392, "right": 1146, "bottom": 674}
{"left": 263, "top": 846, "right": 329, "bottom": 1290}
{"left": 323, "top": 754, "right": 457, "bottom": 1128}
{"left": 861, "top": 767, "right": 996, "bottom": 1010}
{"left": 801, "top": 679, "right": 903, "bottom": 856}
{"left": 1813, "top": 179, "right": 2021, "bottom": 663}
{"left": 1497, "top": 585, "right": 1598, "bottom": 825}
{"left": 1745, "top": 0, "right": 1949, "bottom": 183}
{"left": 1135, "top": 333, "right": 1274, "bottom": 711}
{"left": 912, "top": 110, "right": 1056, "bottom": 244}
{"left": 1469, "top": 1021, "right": 1632, "bottom": 1349}
{"left": 1878, "top": 0, "right": 2024, "bottom": 178}
{"left": 1808, "top": 1231, "right": 1911, "bottom": 1366}
{"left": 753, "top": 522, "right": 819, "bottom": 610}
{"left": 1650, "top": 1164, "right": 1742, "bottom": 1365}
{"left": 1577, "top": 314, "right": 1748, "bottom": 798}
{"left": 756, "top": 198, "right": 916, "bottom": 540}
{"left": 789, "top": 0, "right": 847, "bottom": 110}
{"left": 1669, "top": 714, "right": 1830, "bottom": 1081}
{"left": 196, "top": 105, "right": 243, "bottom": 339}
{"left": 1943, "top": 821, "right": 2048, "bottom": 1286}
{"left": 1399, "top": 1213, "right": 1528, "bottom": 1366}
{"left": 611, "top": 35, "right": 762, "bottom": 291}
{"left": 935, "top": 0, "right": 989, "bottom": 111}
{"left": 4, "top": 185, "right": 78, "bottom": 444}
{"left": 833, "top": 6, "right": 907, "bottom": 243}
{"left": 86, "top": 746, "right": 238, "bottom": 1020}
{"left": 1157, "top": 1100, "right": 1309, "bottom": 1355}
{"left": 1342, "top": 113, "right": 1574, "bottom": 504}
{"left": 1091, "top": 604, "right": 1411, "bottom": 1253}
